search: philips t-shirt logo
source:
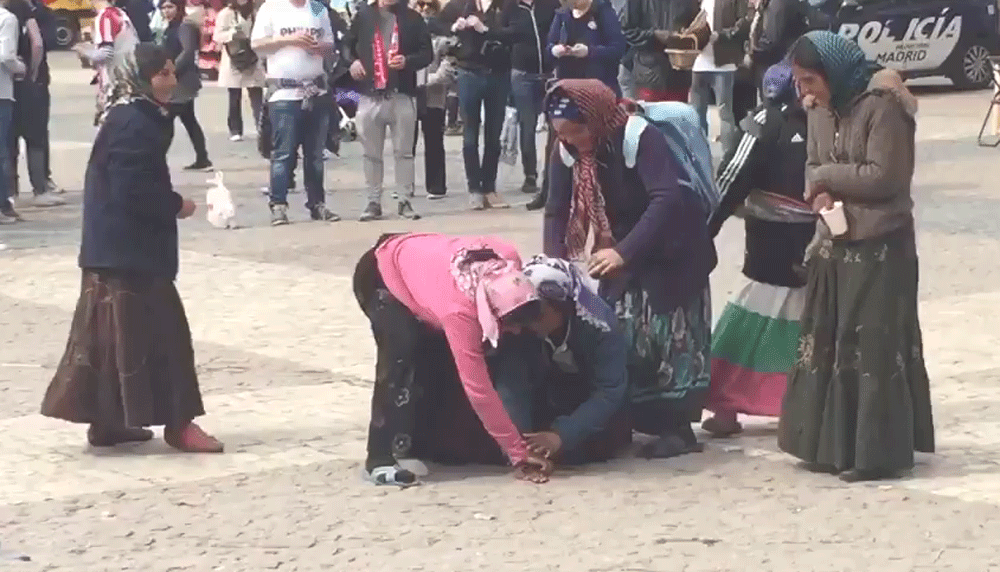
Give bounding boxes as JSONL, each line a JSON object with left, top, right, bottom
{"left": 279, "top": 26, "right": 324, "bottom": 38}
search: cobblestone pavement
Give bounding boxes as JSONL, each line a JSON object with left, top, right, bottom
{"left": 2, "top": 56, "right": 1000, "bottom": 570}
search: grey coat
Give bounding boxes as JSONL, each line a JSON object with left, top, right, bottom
{"left": 167, "top": 18, "right": 203, "bottom": 103}
{"left": 416, "top": 35, "right": 457, "bottom": 109}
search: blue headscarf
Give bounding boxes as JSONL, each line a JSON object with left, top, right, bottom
{"left": 762, "top": 61, "right": 796, "bottom": 105}
{"left": 799, "top": 30, "right": 880, "bottom": 113}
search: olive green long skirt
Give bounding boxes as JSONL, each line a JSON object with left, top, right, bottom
{"left": 778, "top": 223, "right": 934, "bottom": 474}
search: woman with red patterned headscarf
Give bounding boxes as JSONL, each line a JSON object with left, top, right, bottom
{"left": 543, "top": 78, "right": 716, "bottom": 459}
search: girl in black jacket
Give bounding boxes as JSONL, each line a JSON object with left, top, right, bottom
{"left": 41, "top": 43, "right": 224, "bottom": 454}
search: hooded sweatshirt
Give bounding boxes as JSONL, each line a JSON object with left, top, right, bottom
{"left": 806, "top": 69, "right": 918, "bottom": 241}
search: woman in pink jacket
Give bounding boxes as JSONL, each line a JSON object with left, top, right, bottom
{"left": 353, "top": 232, "right": 554, "bottom": 486}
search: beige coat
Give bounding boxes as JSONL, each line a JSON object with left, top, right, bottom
{"left": 213, "top": 7, "right": 265, "bottom": 89}
{"left": 806, "top": 69, "right": 919, "bottom": 241}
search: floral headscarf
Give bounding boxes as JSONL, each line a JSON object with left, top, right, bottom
{"left": 98, "top": 42, "right": 170, "bottom": 125}
{"left": 799, "top": 31, "right": 879, "bottom": 113}
{"left": 544, "top": 79, "right": 629, "bottom": 260}
{"left": 522, "top": 255, "right": 615, "bottom": 333}
{"left": 450, "top": 246, "right": 538, "bottom": 348}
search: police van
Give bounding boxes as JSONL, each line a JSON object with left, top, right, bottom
{"left": 806, "top": 0, "right": 1000, "bottom": 89}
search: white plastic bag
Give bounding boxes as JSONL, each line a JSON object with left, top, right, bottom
{"left": 205, "top": 171, "right": 236, "bottom": 229}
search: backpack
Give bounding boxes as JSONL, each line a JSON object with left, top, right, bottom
{"left": 555, "top": 101, "right": 720, "bottom": 217}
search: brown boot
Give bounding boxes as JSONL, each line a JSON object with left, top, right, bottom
{"left": 87, "top": 424, "right": 154, "bottom": 447}
{"left": 164, "top": 422, "right": 224, "bottom": 453}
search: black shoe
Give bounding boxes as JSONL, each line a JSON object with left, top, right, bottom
{"left": 359, "top": 202, "right": 382, "bottom": 221}
{"left": 397, "top": 199, "right": 420, "bottom": 220}
{"left": 310, "top": 204, "right": 341, "bottom": 221}
{"left": 526, "top": 191, "right": 546, "bottom": 211}
{"left": 521, "top": 176, "right": 539, "bottom": 194}
{"left": 184, "top": 158, "right": 213, "bottom": 171}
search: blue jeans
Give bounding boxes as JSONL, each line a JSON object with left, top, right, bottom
{"left": 268, "top": 98, "right": 330, "bottom": 208}
{"left": 457, "top": 69, "right": 510, "bottom": 193}
{"left": 689, "top": 70, "right": 737, "bottom": 157}
{"left": 510, "top": 70, "right": 545, "bottom": 179}
{"left": 0, "top": 100, "right": 12, "bottom": 210}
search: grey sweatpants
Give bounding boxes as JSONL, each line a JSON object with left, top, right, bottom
{"left": 357, "top": 93, "right": 418, "bottom": 203}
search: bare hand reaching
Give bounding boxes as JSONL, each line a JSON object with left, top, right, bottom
{"left": 513, "top": 453, "right": 554, "bottom": 483}
{"left": 178, "top": 198, "right": 197, "bottom": 219}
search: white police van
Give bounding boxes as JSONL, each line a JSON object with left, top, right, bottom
{"left": 806, "top": 0, "right": 1000, "bottom": 89}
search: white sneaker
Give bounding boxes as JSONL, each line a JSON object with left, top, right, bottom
{"left": 30, "top": 194, "right": 66, "bottom": 207}
{"left": 230, "top": 134, "right": 243, "bottom": 142}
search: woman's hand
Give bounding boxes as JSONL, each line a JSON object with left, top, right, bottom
{"left": 513, "top": 453, "right": 554, "bottom": 483}
{"left": 804, "top": 180, "right": 827, "bottom": 202}
{"left": 178, "top": 198, "right": 197, "bottom": 219}
{"left": 811, "top": 192, "right": 834, "bottom": 213}
{"left": 525, "top": 431, "right": 562, "bottom": 458}
{"left": 570, "top": 43, "right": 588, "bottom": 57}
{"left": 588, "top": 248, "right": 624, "bottom": 278}
{"left": 552, "top": 44, "right": 568, "bottom": 57}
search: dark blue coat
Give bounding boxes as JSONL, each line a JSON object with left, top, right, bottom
{"left": 79, "top": 99, "right": 183, "bottom": 280}
{"left": 545, "top": 0, "right": 626, "bottom": 96}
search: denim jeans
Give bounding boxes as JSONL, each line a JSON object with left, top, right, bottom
{"left": 457, "top": 69, "right": 510, "bottom": 193}
{"left": 0, "top": 99, "right": 12, "bottom": 210}
{"left": 268, "top": 97, "right": 330, "bottom": 208}
{"left": 689, "top": 70, "right": 737, "bottom": 157}
{"left": 509, "top": 69, "right": 545, "bottom": 180}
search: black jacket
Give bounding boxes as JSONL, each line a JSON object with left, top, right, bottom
{"left": 753, "top": 0, "right": 806, "bottom": 71}
{"left": 622, "top": 0, "right": 699, "bottom": 91}
{"left": 344, "top": 3, "right": 433, "bottom": 96}
{"left": 507, "top": 0, "right": 558, "bottom": 74}
{"left": 436, "top": 0, "right": 517, "bottom": 73}
{"left": 80, "top": 99, "right": 182, "bottom": 280}
{"left": 710, "top": 0, "right": 750, "bottom": 67}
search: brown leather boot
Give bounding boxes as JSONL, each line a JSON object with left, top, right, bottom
{"left": 164, "top": 422, "right": 224, "bottom": 453}
{"left": 87, "top": 424, "right": 154, "bottom": 447}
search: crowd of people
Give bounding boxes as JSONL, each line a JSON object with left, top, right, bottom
{"left": 8, "top": 0, "right": 934, "bottom": 485}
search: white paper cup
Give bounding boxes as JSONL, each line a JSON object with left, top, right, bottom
{"left": 819, "top": 201, "right": 848, "bottom": 236}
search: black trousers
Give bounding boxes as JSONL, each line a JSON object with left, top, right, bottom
{"left": 732, "top": 71, "right": 758, "bottom": 129}
{"left": 413, "top": 106, "right": 446, "bottom": 195}
{"left": 227, "top": 87, "right": 263, "bottom": 137}
{"left": 167, "top": 100, "right": 210, "bottom": 161}
{"left": 9, "top": 80, "right": 50, "bottom": 195}
{"left": 353, "top": 236, "right": 420, "bottom": 470}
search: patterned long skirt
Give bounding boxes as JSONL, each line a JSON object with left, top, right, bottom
{"left": 616, "top": 286, "right": 712, "bottom": 426}
{"left": 778, "top": 223, "right": 935, "bottom": 473}
{"left": 41, "top": 270, "right": 207, "bottom": 429}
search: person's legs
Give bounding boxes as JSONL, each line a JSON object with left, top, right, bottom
{"left": 267, "top": 100, "right": 300, "bottom": 224}
{"left": 457, "top": 70, "right": 485, "bottom": 198}
{"left": 713, "top": 71, "right": 738, "bottom": 157}
{"left": 227, "top": 88, "right": 243, "bottom": 137}
{"left": 300, "top": 95, "right": 336, "bottom": 219}
{"left": 357, "top": 95, "right": 389, "bottom": 219}
{"left": 0, "top": 100, "right": 14, "bottom": 219}
{"left": 510, "top": 70, "right": 539, "bottom": 191}
{"left": 247, "top": 87, "right": 264, "bottom": 128}
{"left": 422, "top": 106, "right": 447, "bottom": 195}
{"left": 174, "top": 100, "right": 211, "bottom": 167}
{"left": 688, "top": 72, "right": 712, "bottom": 135}
{"left": 480, "top": 71, "right": 511, "bottom": 197}
{"left": 527, "top": 127, "right": 555, "bottom": 211}
{"left": 388, "top": 94, "right": 419, "bottom": 218}
{"left": 20, "top": 83, "right": 57, "bottom": 203}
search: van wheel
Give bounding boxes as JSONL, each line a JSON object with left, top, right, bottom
{"left": 948, "top": 43, "right": 993, "bottom": 90}
{"left": 52, "top": 11, "right": 79, "bottom": 50}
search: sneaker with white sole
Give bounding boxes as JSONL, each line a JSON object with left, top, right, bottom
{"left": 230, "top": 134, "right": 243, "bottom": 142}
{"left": 397, "top": 199, "right": 420, "bottom": 220}
{"left": 270, "top": 204, "right": 289, "bottom": 226}
{"left": 46, "top": 179, "right": 64, "bottom": 194}
{"left": 30, "top": 193, "right": 66, "bottom": 207}
{"left": 469, "top": 193, "right": 487, "bottom": 210}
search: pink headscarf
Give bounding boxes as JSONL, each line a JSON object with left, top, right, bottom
{"left": 451, "top": 248, "right": 539, "bottom": 348}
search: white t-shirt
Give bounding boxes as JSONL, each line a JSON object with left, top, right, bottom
{"left": 251, "top": 0, "right": 333, "bottom": 101}
{"left": 692, "top": 0, "right": 736, "bottom": 73}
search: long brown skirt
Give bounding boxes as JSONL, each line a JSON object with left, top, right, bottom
{"left": 40, "top": 270, "right": 206, "bottom": 428}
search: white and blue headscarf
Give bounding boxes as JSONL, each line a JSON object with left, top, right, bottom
{"left": 522, "top": 255, "right": 615, "bottom": 332}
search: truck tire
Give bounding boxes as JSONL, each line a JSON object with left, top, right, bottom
{"left": 52, "top": 11, "right": 80, "bottom": 50}
{"left": 948, "top": 42, "right": 993, "bottom": 90}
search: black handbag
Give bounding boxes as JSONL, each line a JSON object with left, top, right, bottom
{"left": 226, "top": 37, "right": 259, "bottom": 72}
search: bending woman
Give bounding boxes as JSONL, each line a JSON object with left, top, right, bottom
{"left": 543, "top": 79, "right": 717, "bottom": 458}
{"left": 778, "top": 31, "right": 934, "bottom": 482}
{"left": 702, "top": 61, "right": 817, "bottom": 437}
{"left": 41, "top": 43, "right": 223, "bottom": 453}
{"left": 353, "top": 232, "right": 553, "bottom": 486}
